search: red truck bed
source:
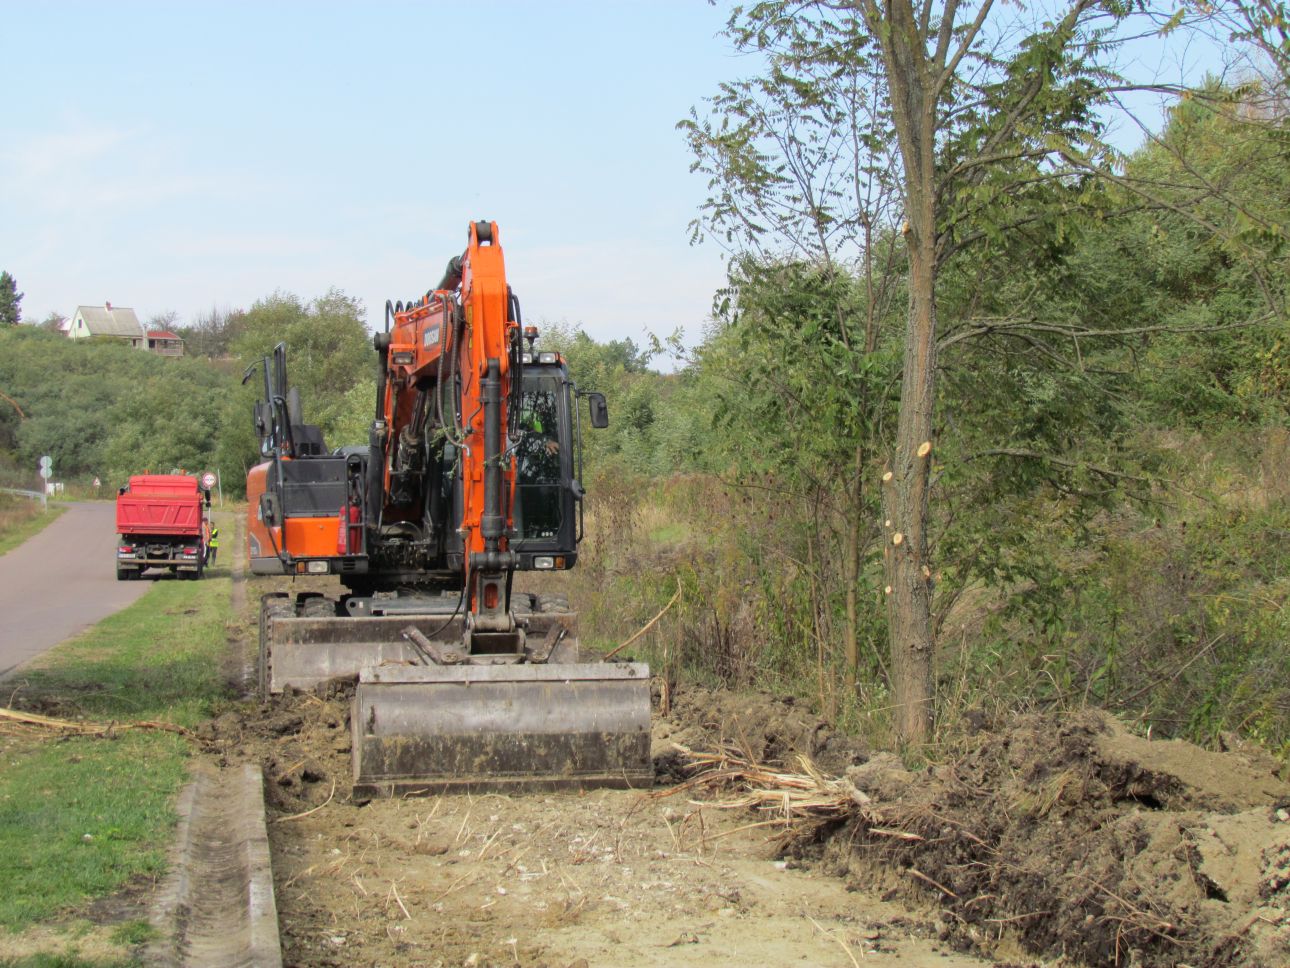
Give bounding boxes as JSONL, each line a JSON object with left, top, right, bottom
{"left": 116, "top": 474, "right": 204, "bottom": 537}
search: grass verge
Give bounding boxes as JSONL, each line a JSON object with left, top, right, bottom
{"left": 0, "top": 574, "right": 234, "bottom": 963}
{"left": 0, "top": 500, "right": 64, "bottom": 559}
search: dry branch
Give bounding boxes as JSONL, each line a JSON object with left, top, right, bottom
{"left": 273, "top": 778, "right": 337, "bottom": 823}
{"left": 0, "top": 706, "right": 192, "bottom": 739}
{"left": 651, "top": 743, "right": 875, "bottom": 830}
{"left": 604, "top": 578, "right": 682, "bottom": 659}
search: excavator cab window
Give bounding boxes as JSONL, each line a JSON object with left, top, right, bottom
{"left": 514, "top": 369, "right": 571, "bottom": 544}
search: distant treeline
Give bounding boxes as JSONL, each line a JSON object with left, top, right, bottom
{"left": 0, "top": 290, "right": 373, "bottom": 492}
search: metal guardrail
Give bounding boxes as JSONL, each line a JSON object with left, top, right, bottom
{"left": 0, "top": 487, "right": 48, "bottom": 508}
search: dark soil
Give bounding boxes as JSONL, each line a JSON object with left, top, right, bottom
{"left": 807, "top": 710, "right": 1290, "bottom": 967}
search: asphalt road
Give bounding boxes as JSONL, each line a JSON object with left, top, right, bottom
{"left": 0, "top": 501, "right": 151, "bottom": 678}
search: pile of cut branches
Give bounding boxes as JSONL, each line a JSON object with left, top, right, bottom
{"left": 653, "top": 742, "right": 877, "bottom": 832}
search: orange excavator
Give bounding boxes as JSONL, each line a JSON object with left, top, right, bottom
{"left": 245, "top": 221, "right": 651, "bottom": 794}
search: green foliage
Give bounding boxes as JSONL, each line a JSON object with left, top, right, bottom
{"left": 0, "top": 328, "right": 230, "bottom": 486}
{"left": 678, "top": 5, "right": 899, "bottom": 261}
{"left": 945, "top": 429, "right": 1290, "bottom": 751}
{"left": 657, "top": 39, "right": 1290, "bottom": 755}
{"left": 0, "top": 289, "right": 378, "bottom": 497}
{"left": 0, "top": 271, "right": 22, "bottom": 326}
{"left": 220, "top": 290, "right": 375, "bottom": 491}
{"left": 700, "top": 259, "right": 898, "bottom": 487}
{"left": 535, "top": 322, "right": 710, "bottom": 480}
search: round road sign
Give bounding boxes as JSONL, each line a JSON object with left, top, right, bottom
{"left": 201, "top": 472, "right": 217, "bottom": 490}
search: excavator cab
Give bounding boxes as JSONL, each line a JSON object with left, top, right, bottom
{"left": 243, "top": 344, "right": 367, "bottom": 581}
{"left": 511, "top": 364, "right": 602, "bottom": 565}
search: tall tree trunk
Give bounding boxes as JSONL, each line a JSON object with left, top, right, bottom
{"left": 843, "top": 442, "right": 864, "bottom": 685}
{"left": 866, "top": 0, "right": 941, "bottom": 745}
{"left": 881, "top": 231, "right": 937, "bottom": 745}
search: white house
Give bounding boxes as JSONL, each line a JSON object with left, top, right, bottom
{"left": 67, "top": 303, "right": 145, "bottom": 347}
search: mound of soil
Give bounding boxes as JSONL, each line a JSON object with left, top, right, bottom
{"left": 813, "top": 710, "right": 1290, "bottom": 967}
{"left": 195, "top": 684, "right": 353, "bottom": 816}
{"left": 652, "top": 685, "right": 869, "bottom": 776}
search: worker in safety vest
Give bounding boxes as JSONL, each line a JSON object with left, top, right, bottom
{"left": 207, "top": 525, "right": 220, "bottom": 566}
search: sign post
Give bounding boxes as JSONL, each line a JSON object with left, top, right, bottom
{"left": 37, "top": 456, "right": 51, "bottom": 510}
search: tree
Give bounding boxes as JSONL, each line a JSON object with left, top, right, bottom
{"left": 219, "top": 289, "right": 375, "bottom": 492}
{"left": 691, "top": 1, "right": 1133, "bottom": 743}
{"left": 1191, "top": 1, "right": 1290, "bottom": 91}
{"left": 680, "top": 7, "right": 907, "bottom": 690}
{"left": 146, "top": 310, "right": 180, "bottom": 332}
{"left": 179, "top": 304, "right": 240, "bottom": 358}
{"left": 37, "top": 311, "right": 67, "bottom": 333}
{"left": 0, "top": 272, "right": 22, "bottom": 326}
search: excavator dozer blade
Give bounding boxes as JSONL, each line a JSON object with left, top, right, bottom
{"left": 258, "top": 602, "right": 579, "bottom": 694}
{"left": 351, "top": 662, "right": 653, "bottom": 795}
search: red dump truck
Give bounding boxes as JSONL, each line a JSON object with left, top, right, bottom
{"left": 115, "top": 474, "right": 211, "bottom": 580}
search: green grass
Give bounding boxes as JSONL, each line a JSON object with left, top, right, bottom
{"left": 0, "top": 734, "right": 187, "bottom": 928}
{"left": 1, "top": 576, "right": 234, "bottom": 936}
{"left": 0, "top": 503, "right": 64, "bottom": 558}
{"left": 16, "top": 578, "right": 233, "bottom": 726}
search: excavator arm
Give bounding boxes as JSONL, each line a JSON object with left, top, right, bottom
{"left": 373, "top": 220, "right": 524, "bottom": 644}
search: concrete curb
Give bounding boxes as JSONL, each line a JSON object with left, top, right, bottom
{"left": 147, "top": 763, "right": 282, "bottom": 967}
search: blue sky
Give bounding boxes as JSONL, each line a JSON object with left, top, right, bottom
{"left": 4, "top": 1, "right": 736, "bottom": 351}
{"left": 4, "top": 2, "right": 1236, "bottom": 356}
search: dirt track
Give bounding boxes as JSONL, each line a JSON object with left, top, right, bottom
{"left": 192, "top": 672, "right": 1290, "bottom": 968}
{"left": 201, "top": 690, "right": 1005, "bottom": 968}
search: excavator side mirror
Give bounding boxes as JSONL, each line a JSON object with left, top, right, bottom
{"left": 587, "top": 392, "right": 609, "bottom": 429}
{"left": 254, "top": 402, "right": 271, "bottom": 439}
